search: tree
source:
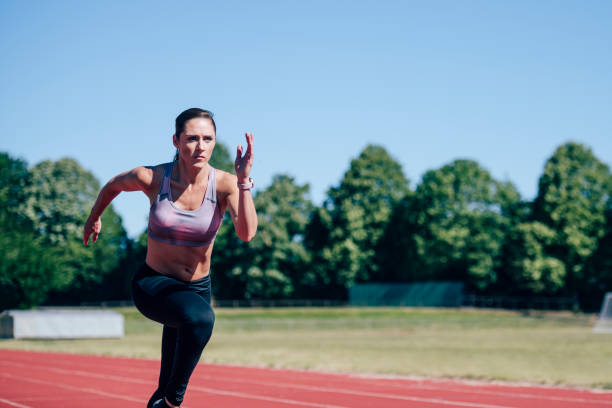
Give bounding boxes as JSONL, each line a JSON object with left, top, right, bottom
{"left": 382, "top": 159, "right": 520, "bottom": 291}
{"left": 212, "top": 174, "right": 313, "bottom": 300}
{"left": 498, "top": 222, "right": 566, "bottom": 295}
{"left": 583, "top": 207, "right": 612, "bottom": 310}
{"left": 533, "top": 142, "right": 612, "bottom": 300}
{"left": 303, "top": 145, "right": 409, "bottom": 297}
{"left": 210, "top": 142, "right": 234, "bottom": 174}
{"left": 63, "top": 230, "right": 148, "bottom": 304}
{"left": 0, "top": 153, "right": 57, "bottom": 309}
{"left": 375, "top": 193, "right": 421, "bottom": 282}
{"left": 0, "top": 153, "right": 30, "bottom": 217}
{"left": 20, "top": 158, "right": 128, "bottom": 303}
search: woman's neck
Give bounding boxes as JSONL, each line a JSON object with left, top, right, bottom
{"left": 174, "top": 160, "right": 209, "bottom": 186}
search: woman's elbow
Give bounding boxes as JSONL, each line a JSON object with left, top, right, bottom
{"left": 240, "top": 231, "right": 257, "bottom": 242}
{"left": 238, "top": 226, "right": 257, "bottom": 242}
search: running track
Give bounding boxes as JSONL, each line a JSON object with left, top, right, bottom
{"left": 0, "top": 349, "right": 611, "bottom": 408}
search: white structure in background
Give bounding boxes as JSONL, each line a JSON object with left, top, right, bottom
{"left": 594, "top": 292, "right": 612, "bottom": 334}
{"left": 0, "top": 309, "right": 124, "bottom": 339}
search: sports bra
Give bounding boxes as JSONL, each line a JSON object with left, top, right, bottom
{"left": 147, "top": 162, "right": 224, "bottom": 247}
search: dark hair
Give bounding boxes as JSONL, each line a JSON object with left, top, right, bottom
{"left": 174, "top": 108, "right": 216, "bottom": 162}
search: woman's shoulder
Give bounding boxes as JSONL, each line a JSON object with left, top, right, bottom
{"left": 214, "top": 167, "right": 238, "bottom": 194}
{"left": 137, "top": 163, "right": 166, "bottom": 178}
{"left": 131, "top": 163, "right": 169, "bottom": 192}
{"left": 144, "top": 162, "right": 170, "bottom": 174}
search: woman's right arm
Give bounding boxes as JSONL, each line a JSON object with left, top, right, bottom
{"left": 83, "top": 166, "right": 156, "bottom": 246}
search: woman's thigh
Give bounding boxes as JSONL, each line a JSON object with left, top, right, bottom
{"left": 132, "top": 273, "right": 211, "bottom": 328}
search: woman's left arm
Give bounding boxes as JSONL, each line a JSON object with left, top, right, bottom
{"left": 227, "top": 132, "right": 258, "bottom": 242}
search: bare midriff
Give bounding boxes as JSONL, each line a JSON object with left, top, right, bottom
{"left": 145, "top": 237, "right": 215, "bottom": 281}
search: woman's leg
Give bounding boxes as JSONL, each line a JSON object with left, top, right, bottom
{"left": 132, "top": 265, "right": 214, "bottom": 407}
{"left": 147, "top": 326, "right": 178, "bottom": 408}
{"left": 164, "top": 298, "right": 214, "bottom": 405}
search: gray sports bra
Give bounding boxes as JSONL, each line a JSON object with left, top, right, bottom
{"left": 147, "top": 162, "right": 224, "bottom": 246}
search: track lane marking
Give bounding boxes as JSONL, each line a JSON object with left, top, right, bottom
{"left": 3, "top": 358, "right": 610, "bottom": 407}
{"left": 372, "top": 379, "right": 612, "bottom": 404}
{"left": 0, "top": 398, "right": 33, "bottom": 408}
{"left": 0, "top": 365, "right": 346, "bottom": 408}
{"left": 0, "top": 373, "right": 145, "bottom": 404}
{"left": 0, "top": 361, "right": 515, "bottom": 408}
{"left": 6, "top": 351, "right": 611, "bottom": 405}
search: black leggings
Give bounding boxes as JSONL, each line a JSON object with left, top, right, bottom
{"left": 131, "top": 263, "right": 215, "bottom": 407}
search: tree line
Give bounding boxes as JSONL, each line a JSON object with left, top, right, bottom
{"left": 1, "top": 141, "right": 610, "bottom": 311}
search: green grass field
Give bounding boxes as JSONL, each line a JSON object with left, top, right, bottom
{"left": 1, "top": 307, "right": 610, "bottom": 389}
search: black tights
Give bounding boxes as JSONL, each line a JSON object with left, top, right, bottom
{"left": 132, "top": 263, "right": 215, "bottom": 407}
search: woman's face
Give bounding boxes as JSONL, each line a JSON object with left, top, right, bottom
{"left": 173, "top": 117, "right": 216, "bottom": 168}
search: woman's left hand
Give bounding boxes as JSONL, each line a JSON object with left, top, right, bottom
{"left": 235, "top": 132, "right": 253, "bottom": 183}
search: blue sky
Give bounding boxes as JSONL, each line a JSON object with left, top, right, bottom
{"left": 1, "top": 0, "right": 611, "bottom": 238}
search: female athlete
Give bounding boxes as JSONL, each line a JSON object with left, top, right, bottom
{"left": 83, "top": 108, "right": 258, "bottom": 408}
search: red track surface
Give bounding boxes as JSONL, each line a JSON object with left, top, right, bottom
{"left": 0, "top": 349, "right": 611, "bottom": 408}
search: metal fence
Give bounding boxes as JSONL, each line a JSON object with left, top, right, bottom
{"left": 81, "top": 296, "right": 577, "bottom": 310}
{"left": 461, "top": 295, "right": 577, "bottom": 310}
{"left": 212, "top": 299, "right": 347, "bottom": 308}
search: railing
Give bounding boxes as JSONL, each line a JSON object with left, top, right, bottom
{"left": 79, "top": 296, "right": 578, "bottom": 310}
{"left": 461, "top": 295, "right": 577, "bottom": 310}
{"left": 80, "top": 299, "right": 347, "bottom": 308}
{"left": 212, "top": 299, "right": 347, "bottom": 308}
{"left": 80, "top": 300, "right": 136, "bottom": 308}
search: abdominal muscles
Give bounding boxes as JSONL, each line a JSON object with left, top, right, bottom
{"left": 145, "top": 236, "right": 215, "bottom": 281}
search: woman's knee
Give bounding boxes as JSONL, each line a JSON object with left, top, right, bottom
{"left": 184, "top": 305, "right": 215, "bottom": 338}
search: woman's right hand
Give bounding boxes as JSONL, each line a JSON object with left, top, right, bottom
{"left": 83, "top": 215, "right": 102, "bottom": 246}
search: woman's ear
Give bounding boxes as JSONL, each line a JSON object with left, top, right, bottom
{"left": 172, "top": 133, "right": 179, "bottom": 148}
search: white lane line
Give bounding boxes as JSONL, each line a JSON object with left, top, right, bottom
{"left": 0, "top": 361, "right": 513, "bottom": 408}
{"left": 0, "top": 398, "right": 33, "bottom": 408}
{"left": 188, "top": 385, "right": 349, "bottom": 408}
{"left": 0, "top": 364, "right": 347, "bottom": 408}
{"left": 194, "top": 373, "right": 612, "bottom": 406}
{"left": 26, "top": 358, "right": 601, "bottom": 407}
{"left": 0, "top": 361, "right": 152, "bottom": 385}
{"left": 18, "top": 395, "right": 97, "bottom": 402}
{"left": 375, "top": 380, "right": 612, "bottom": 405}
{"left": 194, "top": 376, "right": 518, "bottom": 408}
{"left": 193, "top": 382, "right": 516, "bottom": 408}
{"left": 0, "top": 373, "right": 145, "bottom": 404}
{"left": 6, "top": 355, "right": 611, "bottom": 406}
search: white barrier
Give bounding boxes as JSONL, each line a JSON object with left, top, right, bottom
{"left": 0, "top": 309, "right": 124, "bottom": 339}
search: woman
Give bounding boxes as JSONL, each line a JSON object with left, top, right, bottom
{"left": 83, "top": 108, "right": 257, "bottom": 408}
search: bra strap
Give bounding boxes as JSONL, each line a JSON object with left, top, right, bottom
{"left": 207, "top": 167, "right": 217, "bottom": 202}
{"left": 159, "top": 162, "right": 172, "bottom": 196}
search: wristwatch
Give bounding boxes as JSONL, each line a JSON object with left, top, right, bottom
{"left": 237, "top": 177, "right": 254, "bottom": 190}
